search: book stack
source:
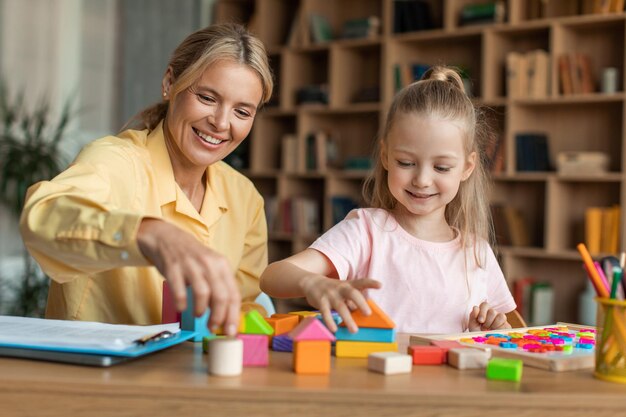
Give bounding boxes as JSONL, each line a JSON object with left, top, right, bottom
{"left": 585, "top": 205, "right": 621, "bottom": 255}
{"left": 458, "top": 1, "right": 506, "bottom": 26}
{"left": 515, "top": 133, "right": 550, "bottom": 171}
{"left": 341, "top": 16, "right": 381, "bottom": 39}
{"left": 513, "top": 278, "right": 554, "bottom": 326}
{"left": 393, "top": 0, "right": 435, "bottom": 33}
{"left": 558, "top": 53, "right": 595, "bottom": 95}
{"left": 506, "top": 49, "right": 550, "bottom": 98}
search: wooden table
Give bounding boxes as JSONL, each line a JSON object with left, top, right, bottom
{"left": 1, "top": 334, "right": 626, "bottom": 417}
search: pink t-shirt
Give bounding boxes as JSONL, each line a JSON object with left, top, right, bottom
{"left": 309, "top": 208, "right": 516, "bottom": 334}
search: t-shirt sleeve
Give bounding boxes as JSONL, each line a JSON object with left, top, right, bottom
{"left": 309, "top": 209, "right": 371, "bottom": 280}
{"left": 484, "top": 244, "right": 517, "bottom": 313}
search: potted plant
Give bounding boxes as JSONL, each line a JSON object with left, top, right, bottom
{"left": 0, "top": 79, "right": 73, "bottom": 317}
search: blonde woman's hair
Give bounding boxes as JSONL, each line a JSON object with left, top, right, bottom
{"left": 363, "top": 66, "right": 495, "bottom": 267}
{"left": 125, "top": 23, "right": 273, "bottom": 131}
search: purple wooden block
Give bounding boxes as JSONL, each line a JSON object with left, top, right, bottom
{"left": 272, "top": 334, "right": 293, "bottom": 352}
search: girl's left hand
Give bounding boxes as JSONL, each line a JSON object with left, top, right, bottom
{"left": 468, "top": 301, "right": 511, "bottom": 331}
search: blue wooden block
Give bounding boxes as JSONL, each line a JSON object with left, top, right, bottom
{"left": 334, "top": 327, "right": 395, "bottom": 343}
{"left": 181, "top": 287, "right": 213, "bottom": 342}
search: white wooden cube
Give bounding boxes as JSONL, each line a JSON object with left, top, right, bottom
{"left": 447, "top": 348, "right": 491, "bottom": 370}
{"left": 368, "top": 351, "right": 412, "bottom": 375}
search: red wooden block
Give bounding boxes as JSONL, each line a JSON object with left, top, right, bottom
{"left": 407, "top": 345, "right": 445, "bottom": 365}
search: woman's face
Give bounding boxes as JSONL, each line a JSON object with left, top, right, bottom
{"left": 163, "top": 59, "right": 263, "bottom": 170}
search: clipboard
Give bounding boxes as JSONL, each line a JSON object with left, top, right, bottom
{"left": 0, "top": 330, "right": 195, "bottom": 367}
{"left": 0, "top": 315, "right": 195, "bottom": 367}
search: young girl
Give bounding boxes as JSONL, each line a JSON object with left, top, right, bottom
{"left": 260, "top": 66, "right": 516, "bottom": 334}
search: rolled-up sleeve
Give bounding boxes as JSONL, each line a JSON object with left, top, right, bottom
{"left": 19, "top": 143, "right": 150, "bottom": 283}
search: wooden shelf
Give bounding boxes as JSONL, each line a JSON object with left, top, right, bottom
{"left": 216, "top": 0, "right": 626, "bottom": 323}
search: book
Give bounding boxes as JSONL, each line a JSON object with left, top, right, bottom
{"left": 310, "top": 13, "right": 333, "bottom": 43}
{"left": 0, "top": 316, "right": 193, "bottom": 367}
{"left": 506, "top": 51, "right": 527, "bottom": 98}
{"left": 527, "top": 49, "right": 550, "bottom": 98}
{"left": 585, "top": 207, "right": 604, "bottom": 254}
{"left": 513, "top": 276, "right": 535, "bottom": 323}
{"left": 529, "top": 282, "right": 554, "bottom": 326}
{"left": 394, "top": 0, "right": 434, "bottom": 33}
{"left": 281, "top": 134, "right": 299, "bottom": 173}
{"left": 558, "top": 54, "right": 573, "bottom": 95}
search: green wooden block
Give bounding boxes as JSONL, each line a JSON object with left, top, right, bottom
{"left": 486, "top": 357, "right": 523, "bottom": 382}
{"left": 202, "top": 335, "right": 223, "bottom": 353}
{"left": 243, "top": 310, "right": 274, "bottom": 335}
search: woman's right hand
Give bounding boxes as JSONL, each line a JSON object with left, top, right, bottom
{"left": 137, "top": 218, "right": 241, "bottom": 336}
{"left": 299, "top": 275, "right": 382, "bottom": 333}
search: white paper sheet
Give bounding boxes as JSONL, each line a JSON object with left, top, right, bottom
{"left": 0, "top": 316, "right": 180, "bottom": 351}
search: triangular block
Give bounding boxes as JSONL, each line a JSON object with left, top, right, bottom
{"left": 243, "top": 310, "right": 274, "bottom": 335}
{"left": 289, "top": 316, "right": 336, "bottom": 342}
{"left": 340, "top": 299, "right": 395, "bottom": 329}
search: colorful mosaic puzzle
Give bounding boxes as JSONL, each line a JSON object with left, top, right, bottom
{"left": 458, "top": 326, "right": 596, "bottom": 354}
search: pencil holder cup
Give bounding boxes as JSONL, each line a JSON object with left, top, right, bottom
{"left": 595, "top": 298, "right": 626, "bottom": 384}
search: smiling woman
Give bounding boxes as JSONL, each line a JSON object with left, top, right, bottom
{"left": 19, "top": 23, "right": 274, "bottom": 334}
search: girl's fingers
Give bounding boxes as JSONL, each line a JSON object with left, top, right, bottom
{"left": 334, "top": 301, "right": 358, "bottom": 333}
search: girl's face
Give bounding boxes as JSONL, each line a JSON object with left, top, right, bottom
{"left": 162, "top": 59, "right": 263, "bottom": 171}
{"left": 382, "top": 112, "right": 476, "bottom": 222}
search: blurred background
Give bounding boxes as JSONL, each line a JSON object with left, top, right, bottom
{"left": 0, "top": 0, "right": 218, "bottom": 314}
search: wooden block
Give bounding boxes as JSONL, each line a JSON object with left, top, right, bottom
{"left": 486, "top": 357, "right": 523, "bottom": 382}
{"left": 340, "top": 299, "right": 395, "bottom": 329}
{"left": 181, "top": 287, "right": 212, "bottom": 342}
{"left": 293, "top": 340, "right": 331, "bottom": 374}
{"left": 287, "top": 311, "right": 320, "bottom": 322}
{"left": 238, "top": 334, "right": 269, "bottom": 366}
{"left": 161, "top": 281, "right": 180, "bottom": 324}
{"left": 448, "top": 348, "right": 490, "bottom": 370}
{"left": 368, "top": 352, "right": 412, "bottom": 375}
{"left": 334, "top": 327, "right": 395, "bottom": 343}
{"left": 407, "top": 345, "right": 444, "bottom": 365}
{"left": 335, "top": 341, "right": 398, "bottom": 358}
{"left": 272, "top": 334, "right": 293, "bottom": 352}
{"left": 243, "top": 310, "right": 274, "bottom": 335}
{"left": 290, "top": 316, "right": 335, "bottom": 341}
{"left": 265, "top": 315, "right": 299, "bottom": 335}
{"left": 430, "top": 340, "right": 464, "bottom": 363}
{"left": 207, "top": 337, "right": 243, "bottom": 376}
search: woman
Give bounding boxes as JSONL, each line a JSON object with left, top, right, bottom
{"left": 20, "top": 23, "right": 273, "bottom": 337}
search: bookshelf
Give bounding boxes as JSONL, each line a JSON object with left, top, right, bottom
{"left": 215, "top": 0, "right": 626, "bottom": 323}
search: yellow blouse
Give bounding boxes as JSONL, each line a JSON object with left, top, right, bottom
{"left": 20, "top": 122, "right": 267, "bottom": 324}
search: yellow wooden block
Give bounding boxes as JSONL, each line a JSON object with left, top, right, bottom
{"left": 288, "top": 311, "right": 320, "bottom": 322}
{"left": 214, "top": 312, "right": 246, "bottom": 335}
{"left": 335, "top": 341, "right": 398, "bottom": 358}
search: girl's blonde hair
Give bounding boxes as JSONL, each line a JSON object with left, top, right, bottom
{"left": 126, "top": 23, "right": 273, "bottom": 131}
{"left": 363, "top": 66, "right": 495, "bottom": 267}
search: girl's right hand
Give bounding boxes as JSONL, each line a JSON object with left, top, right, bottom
{"left": 299, "top": 275, "right": 382, "bottom": 333}
{"left": 136, "top": 218, "right": 241, "bottom": 336}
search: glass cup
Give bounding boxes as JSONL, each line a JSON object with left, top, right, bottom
{"left": 595, "top": 297, "right": 626, "bottom": 384}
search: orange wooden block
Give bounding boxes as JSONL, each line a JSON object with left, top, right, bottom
{"left": 340, "top": 299, "right": 395, "bottom": 329}
{"left": 265, "top": 315, "right": 299, "bottom": 335}
{"left": 293, "top": 340, "right": 331, "bottom": 374}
